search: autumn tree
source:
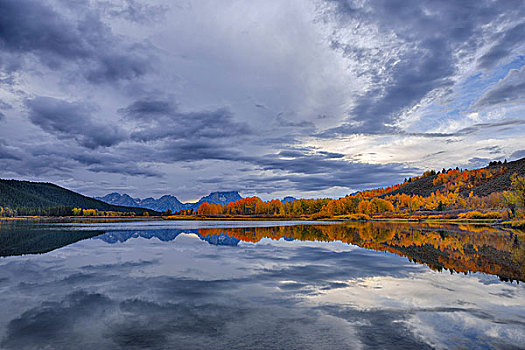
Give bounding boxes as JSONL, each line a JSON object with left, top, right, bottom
{"left": 358, "top": 200, "right": 370, "bottom": 214}
{"left": 369, "top": 198, "right": 394, "bottom": 214}
{"left": 504, "top": 173, "right": 525, "bottom": 217}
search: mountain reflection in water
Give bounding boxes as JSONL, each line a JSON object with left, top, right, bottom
{"left": 195, "top": 223, "right": 525, "bottom": 283}
{"left": 2, "top": 221, "right": 522, "bottom": 282}
{"left": 0, "top": 220, "right": 524, "bottom": 350}
{"left": 91, "top": 222, "right": 525, "bottom": 283}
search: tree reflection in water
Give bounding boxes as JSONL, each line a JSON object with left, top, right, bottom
{"left": 197, "top": 223, "right": 524, "bottom": 283}
{"left": 1, "top": 220, "right": 523, "bottom": 282}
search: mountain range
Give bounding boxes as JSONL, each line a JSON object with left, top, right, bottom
{"left": 95, "top": 191, "right": 243, "bottom": 213}
{"left": 1, "top": 157, "right": 523, "bottom": 217}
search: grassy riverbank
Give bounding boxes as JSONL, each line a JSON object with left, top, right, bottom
{"left": 2, "top": 214, "right": 524, "bottom": 231}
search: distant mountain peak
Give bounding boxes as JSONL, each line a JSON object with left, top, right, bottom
{"left": 96, "top": 190, "right": 242, "bottom": 212}
{"left": 197, "top": 191, "right": 242, "bottom": 205}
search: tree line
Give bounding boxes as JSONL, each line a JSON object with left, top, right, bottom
{"left": 0, "top": 206, "right": 149, "bottom": 217}
{"left": 190, "top": 167, "right": 525, "bottom": 220}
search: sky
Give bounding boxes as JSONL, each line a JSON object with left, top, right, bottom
{"left": 0, "top": 0, "right": 524, "bottom": 201}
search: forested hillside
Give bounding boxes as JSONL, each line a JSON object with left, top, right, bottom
{"left": 386, "top": 157, "right": 525, "bottom": 198}
{"left": 188, "top": 157, "right": 525, "bottom": 220}
{"left": 0, "top": 179, "right": 156, "bottom": 216}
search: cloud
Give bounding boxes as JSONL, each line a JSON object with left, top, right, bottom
{"left": 88, "top": 164, "right": 162, "bottom": 178}
{"left": 510, "top": 149, "right": 525, "bottom": 160}
{"left": 321, "top": 307, "right": 434, "bottom": 350}
{"left": 467, "top": 157, "right": 491, "bottom": 168}
{"left": 454, "top": 119, "right": 525, "bottom": 136}
{"left": 122, "top": 99, "right": 251, "bottom": 142}
{"left": 112, "top": 98, "right": 255, "bottom": 164}
{"left": 201, "top": 149, "right": 413, "bottom": 193}
{"left": 0, "top": 0, "right": 524, "bottom": 198}
{"left": 26, "top": 96, "right": 126, "bottom": 149}
{"left": 477, "top": 145, "right": 502, "bottom": 155}
{"left": 474, "top": 66, "right": 525, "bottom": 107}
{"left": 477, "top": 22, "right": 525, "bottom": 69}
{"left": 98, "top": 0, "right": 167, "bottom": 24}
{"left": 0, "top": 101, "right": 12, "bottom": 121}
{"left": 1, "top": 291, "right": 114, "bottom": 349}
{"left": 321, "top": 0, "right": 525, "bottom": 134}
{"left": 0, "top": 141, "right": 21, "bottom": 160}
{"left": 0, "top": 0, "right": 152, "bottom": 83}
{"left": 348, "top": 40, "right": 454, "bottom": 133}
{"left": 1, "top": 222, "right": 524, "bottom": 349}
{"left": 0, "top": 101, "right": 12, "bottom": 110}
{"left": 320, "top": 119, "right": 525, "bottom": 139}
{"left": 0, "top": 232, "right": 421, "bottom": 349}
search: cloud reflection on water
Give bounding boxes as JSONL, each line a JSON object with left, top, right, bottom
{"left": 0, "top": 221, "right": 523, "bottom": 349}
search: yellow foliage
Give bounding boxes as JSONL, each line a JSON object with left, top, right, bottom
{"left": 458, "top": 211, "right": 502, "bottom": 219}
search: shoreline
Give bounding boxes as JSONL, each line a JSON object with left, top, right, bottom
{"left": 1, "top": 215, "right": 523, "bottom": 230}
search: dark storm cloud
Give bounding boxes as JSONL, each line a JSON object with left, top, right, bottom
{"left": 84, "top": 51, "right": 151, "bottom": 84}
{"left": 253, "top": 151, "right": 384, "bottom": 176}
{"left": 26, "top": 96, "right": 126, "bottom": 149}
{"left": 323, "top": 0, "right": 525, "bottom": 134}
{"left": 121, "top": 99, "right": 251, "bottom": 142}
{"left": 453, "top": 119, "right": 525, "bottom": 136}
{"left": 278, "top": 149, "right": 311, "bottom": 158}
{"left": 6, "top": 94, "right": 253, "bottom": 178}
{"left": 69, "top": 146, "right": 163, "bottom": 177}
{"left": 98, "top": 0, "right": 167, "bottom": 24}
{"left": 88, "top": 164, "right": 162, "bottom": 178}
{"left": 71, "top": 152, "right": 117, "bottom": 166}
{"left": 119, "top": 99, "right": 174, "bottom": 116}
{"left": 318, "top": 151, "right": 345, "bottom": 159}
{"left": 477, "top": 22, "right": 525, "bottom": 69}
{"left": 0, "top": 0, "right": 151, "bottom": 83}
{"left": 317, "top": 125, "right": 456, "bottom": 138}
{"left": 17, "top": 94, "right": 395, "bottom": 185}
{"left": 0, "top": 101, "right": 12, "bottom": 110}
{"left": 320, "top": 119, "right": 525, "bottom": 139}
{"left": 276, "top": 115, "right": 316, "bottom": 129}
{"left": 477, "top": 145, "right": 502, "bottom": 155}
{"left": 106, "top": 98, "right": 255, "bottom": 165}
{"left": 202, "top": 150, "right": 412, "bottom": 193}
{"left": 350, "top": 39, "right": 454, "bottom": 133}
{"left": 0, "top": 141, "right": 21, "bottom": 160}
{"left": 474, "top": 66, "right": 525, "bottom": 107}
{"left": 0, "top": 142, "right": 85, "bottom": 177}
{"left": 0, "top": 101, "right": 11, "bottom": 121}
{"left": 1, "top": 0, "right": 522, "bottom": 198}
{"left": 156, "top": 140, "right": 245, "bottom": 162}
{"left": 3, "top": 144, "right": 135, "bottom": 178}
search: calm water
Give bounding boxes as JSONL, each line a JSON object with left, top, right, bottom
{"left": 0, "top": 220, "right": 523, "bottom": 349}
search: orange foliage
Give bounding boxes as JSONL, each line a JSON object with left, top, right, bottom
{"left": 192, "top": 166, "right": 509, "bottom": 219}
{"left": 196, "top": 222, "right": 524, "bottom": 282}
